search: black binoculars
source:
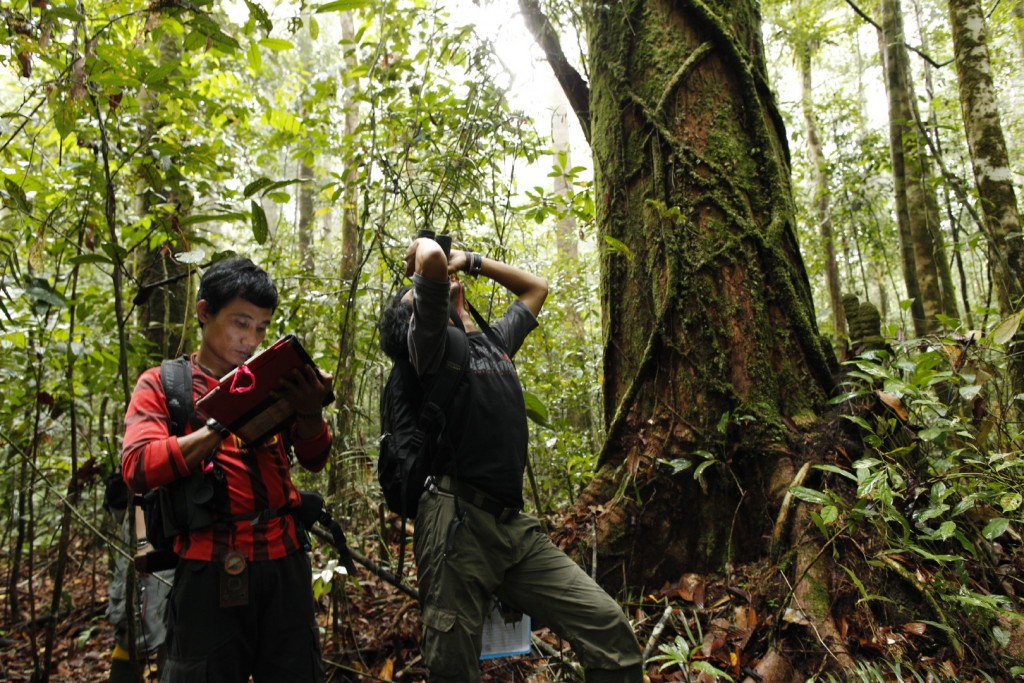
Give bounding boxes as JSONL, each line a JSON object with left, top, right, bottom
{"left": 416, "top": 229, "right": 452, "bottom": 259}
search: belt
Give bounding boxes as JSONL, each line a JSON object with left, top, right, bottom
{"left": 433, "top": 475, "right": 520, "bottom": 523}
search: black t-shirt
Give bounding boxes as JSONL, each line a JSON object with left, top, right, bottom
{"left": 409, "top": 274, "right": 538, "bottom": 507}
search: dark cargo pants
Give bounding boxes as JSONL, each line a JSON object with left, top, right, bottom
{"left": 160, "top": 551, "right": 324, "bottom": 683}
{"left": 413, "top": 489, "right": 643, "bottom": 683}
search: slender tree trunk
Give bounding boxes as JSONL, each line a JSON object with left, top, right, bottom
{"left": 948, "top": 0, "right": 1024, "bottom": 391}
{"left": 1014, "top": 2, "right": 1024, "bottom": 66}
{"left": 134, "top": 33, "right": 191, "bottom": 363}
{"left": 298, "top": 155, "right": 316, "bottom": 273}
{"left": 552, "top": 100, "right": 578, "bottom": 262}
{"left": 914, "top": 0, "right": 975, "bottom": 328}
{"left": 798, "top": 46, "right": 847, "bottom": 359}
{"left": 880, "top": 0, "right": 958, "bottom": 335}
{"left": 549, "top": 98, "right": 597, "bottom": 439}
{"left": 41, "top": 251, "right": 84, "bottom": 683}
{"left": 876, "top": 12, "right": 925, "bottom": 333}
{"left": 296, "top": 19, "right": 317, "bottom": 275}
{"left": 329, "top": 9, "right": 363, "bottom": 505}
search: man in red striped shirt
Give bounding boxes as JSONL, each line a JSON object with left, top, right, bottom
{"left": 122, "top": 257, "right": 333, "bottom": 683}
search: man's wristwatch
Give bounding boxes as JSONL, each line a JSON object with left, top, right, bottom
{"left": 206, "top": 417, "right": 230, "bottom": 438}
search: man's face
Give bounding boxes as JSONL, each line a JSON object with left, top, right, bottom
{"left": 196, "top": 296, "right": 273, "bottom": 376}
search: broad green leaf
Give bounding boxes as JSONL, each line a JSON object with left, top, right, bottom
{"left": 662, "top": 458, "right": 693, "bottom": 475}
{"left": 179, "top": 212, "right": 247, "bottom": 227}
{"left": 958, "top": 384, "right": 982, "bottom": 400}
{"left": 1000, "top": 492, "right": 1022, "bottom": 513}
{"left": 251, "top": 201, "right": 269, "bottom": 244}
{"left": 316, "top": 0, "right": 373, "bottom": 12}
{"left": 44, "top": 6, "right": 86, "bottom": 22}
{"left": 523, "top": 390, "right": 548, "bottom": 427}
{"left": 244, "top": 0, "right": 273, "bottom": 33}
{"left": 4, "top": 178, "right": 31, "bottom": 214}
{"left": 810, "top": 510, "right": 829, "bottom": 536}
{"left": 247, "top": 41, "right": 263, "bottom": 72}
{"left": 820, "top": 505, "right": 838, "bottom": 524}
{"left": 259, "top": 38, "right": 295, "bottom": 51}
{"left": 813, "top": 464, "right": 858, "bottom": 482}
{"left": 101, "top": 241, "right": 128, "bottom": 262}
{"left": 828, "top": 390, "right": 864, "bottom": 405}
{"left": 693, "top": 459, "right": 716, "bottom": 479}
{"left": 208, "top": 30, "right": 241, "bottom": 52}
{"left": 918, "top": 427, "right": 944, "bottom": 442}
{"left": 991, "top": 312, "right": 1021, "bottom": 346}
{"left": 789, "top": 486, "right": 832, "bottom": 506}
{"left": 24, "top": 282, "right": 68, "bottom": 309}
{"left": 982, "top": 517, "right": 1009, "bottom": 541}
{"left": 243, "top": 177, "right": 276, "bottom": 198}
{"left": 926, "top": 521, "right": 956, "bottom": 541}
{"left": 840, "top": 414, "right": 873, "bottom": 432}
{"left": 262, "top": 179, "right": 304, "bottom": 194}
{"left": 602, "top": 235, "right": 633, "bottom": 260}
{"left": 143, "top": 60, "right": 181, "bottom": 85}
{"left": 265, "top": 109, "right": 304, "bottom": 134}
{"left": 907, "top": 544, "right": 960, "bottom": 563}
{"left": 53, "top": 102, "right": 76, "bottom": 139}
{"left": 68, "top": 254, "right": 113, "bottom": 266}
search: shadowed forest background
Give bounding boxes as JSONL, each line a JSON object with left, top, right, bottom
{"left": 1, "top": 0, "right": 1023, "bottom": 681}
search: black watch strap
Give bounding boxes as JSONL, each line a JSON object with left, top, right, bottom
{"left": 205, "top": 417, "right": 230, "bottom": 438}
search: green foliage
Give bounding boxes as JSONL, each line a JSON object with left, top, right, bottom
{"left": 0, "top": 0, "right": 558, "bottom": 649}
{"left": 646, "top": 608, "right": 736, "bottom": 682}
{"left": 802, "top": 318, "right": 1024, "bottom": 668}
{"left": 521, "top": 151, "right": 595, "bottom": 232}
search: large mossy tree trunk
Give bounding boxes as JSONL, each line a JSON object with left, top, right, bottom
{"left": 568, "top": 0, "right": 836, "bottom": 590}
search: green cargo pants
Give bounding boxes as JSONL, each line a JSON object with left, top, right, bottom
{"left": 413, "top": 488, "right": 644, "bottom": 683}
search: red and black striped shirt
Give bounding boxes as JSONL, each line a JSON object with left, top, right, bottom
{"left": 121, "top": 354, "right": 331, "bottom": 562}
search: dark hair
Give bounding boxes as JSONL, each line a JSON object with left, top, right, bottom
{"left": 378, "top": 286, "right": 412, "bottom": 361}
{"left": 197, "top": 257, "right": 279, "bottom": 321}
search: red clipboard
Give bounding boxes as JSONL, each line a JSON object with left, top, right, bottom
{"left": 195, "top": 335, "right": 330, "bottom": 445}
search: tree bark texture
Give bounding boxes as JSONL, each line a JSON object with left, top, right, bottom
{"left": 133, "top": 33, "right": 191, "bottom": 363}
{"left": 947, "top": 0, "right": 1024, "bottom": 314}
{"left": 798, "top": 46, "right": 847, "bottom": 360}
{"left": 880, "top": 0, "right": 959, "bottom": 335}
{"left": 575, "top": 0, "right": 836, "bottom": 589}
{"left": 329, "top": 8, "right": 364, "bottom": 502}
{"left": 1014, "top": 2, "right": 1024, "bottom": 69}
{"left": 298, "top": 155, "right": 316, "bottom": 273}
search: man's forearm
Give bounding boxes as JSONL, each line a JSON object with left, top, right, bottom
{"left": 455, "top": 250, "right": 548, "bottom": 317}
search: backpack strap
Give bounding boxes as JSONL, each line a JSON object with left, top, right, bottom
{"left": 159, "top": 355, "right": 201, "bottom": 436}
{"left": 411, "top": 326, "right": 469, "bottom": 450}
{"left": 395, "top": 326, "right": 469, "bottom": 583}
{"left": 465, "top": 297, "right": 508, "bottom": 356}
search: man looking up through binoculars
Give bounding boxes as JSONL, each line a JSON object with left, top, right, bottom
{"left": 378, "top": 235, "right": 643, "bottom": 683}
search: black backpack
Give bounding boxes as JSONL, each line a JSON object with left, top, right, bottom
{"left": 377, "top": 326, "right": 469, "bottom": 518}
{"left": 133, "top": 357, "right": 211, "bottom": 572}
{"left": 377, "top": 326, "right": 469, "bottom": 580}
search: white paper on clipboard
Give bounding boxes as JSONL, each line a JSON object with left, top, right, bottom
{"left": 480, "top": 603, "right": 531, "bottom": 660}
